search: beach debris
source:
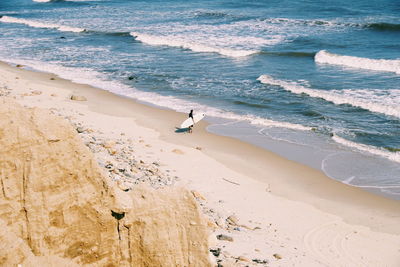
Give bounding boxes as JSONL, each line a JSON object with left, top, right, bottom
{"left": 195, "top": 146, "right": 202, "bottom": 150}
{"left": 16, "top": 64, "right": 23, "bottom": 68}
{"left": 215, "top": 218, "right": 226, "bottom": 228}
{"left": 273, "top": 253, "right": 282, "bottom": 260}
{"left": 210, "top": 248, "right": 221, "bottom": 257}
{"left": 31, "top": 90, "right": 42, "bottom": 95}
{"left": 206, "top": 219, "right": 218, "bottom": 229}
{"left": 191, "top": 190, "right": 206, "bottom": 201}
{"left": 222, "top": 177, "right": 240, "bottom": 186}
{"left": 216, "top": 234, "right": 233, "bottom": 242}
{"left": 253, "top": 259, "right": 269, "bottom": 265}
{"left": 0, "top": 86, "right": 11, "bottom": 96}
{"left": 172, "top": 148, "right": 184, "bottom": 155}
{"left": 237, "top": 256, "right": 250, "bottom": 262}
{"left": 76, "top": 127, "right": 85, "bottom": 133}
{"left": 226, "top": 215, "right": 239, "bottom": 226}
{"left": 50, "top": 77, "right": 56, "bottom": 80}
{"left": 70, "top": 94, "right": 87, "bottom": 101}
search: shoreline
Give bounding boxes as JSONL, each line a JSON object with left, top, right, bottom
{"left": 1, "top": 60, "right": 400, "bottom": 265}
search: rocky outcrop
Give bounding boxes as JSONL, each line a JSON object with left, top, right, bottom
{"left": 0, "top": 98, "right": 211, "bottom": 266}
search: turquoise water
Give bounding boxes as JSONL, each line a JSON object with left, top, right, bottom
{"left": 1, "top": 0, "right": 399, "bottom": 199}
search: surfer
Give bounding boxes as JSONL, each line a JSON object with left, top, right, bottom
{"left": 188, "top": 110, "right": 194, "bottom": 133}
{"left": 189, "top": 109, "right": 194, "bottom": 122}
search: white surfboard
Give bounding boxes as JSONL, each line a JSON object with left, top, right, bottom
{"left": 180, "top": 113, "right": 205, "bottom": 128}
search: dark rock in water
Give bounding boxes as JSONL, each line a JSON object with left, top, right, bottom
{"left": 128, "top": 75, "right": 138, "bottom": 81}
{"left": 60, "top": 36, "right": 66, "bottom": 39}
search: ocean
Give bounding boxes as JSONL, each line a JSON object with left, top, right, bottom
{"left": 1, "top": 0, "right": 399, "bottom": 199}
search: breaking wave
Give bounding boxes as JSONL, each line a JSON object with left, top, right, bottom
{"left": 315, "top": 50, "right": 400, "bottom": 74}
{"left": 130, "top": 32, "right": 259, "bottom": 58}
{"left": 257, "top": 75, "right": 400, "bottom": 118}
{"left": 332, "top": 135, "right": 400, "bottom": 163}
{"left": 0, "top": 16, "right": 85, "bottom": 33}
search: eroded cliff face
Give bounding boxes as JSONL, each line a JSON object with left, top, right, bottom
{"left": 0, "top": 98, "right": 211, "bottom": 266}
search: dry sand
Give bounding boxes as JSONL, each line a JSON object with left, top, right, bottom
{"left": 1, "top": 61, "right": 399, "bottom": 266}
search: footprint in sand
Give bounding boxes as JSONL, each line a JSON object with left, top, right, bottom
{"left": 303, "top": 221, "right": 371, "bottom": 266}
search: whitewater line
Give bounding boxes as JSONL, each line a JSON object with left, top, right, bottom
{"left": 0, "top": 16, "right": 85, "bottom": 33}
{"left": 257, "top": 74, "right": 400, "bottom": 118}
{"left": 315, "top": 50, "right": 400, "bottom": 75}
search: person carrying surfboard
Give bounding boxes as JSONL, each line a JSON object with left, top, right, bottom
{"left": 188, "top": 110, "right": 194, "bottom": 133}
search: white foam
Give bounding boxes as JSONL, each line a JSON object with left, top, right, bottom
{"left": 33, "top": 0, "right": 51, "bottom": 2}
{"left": 0, "top": 16, "right": 85, "bottom": 33}
{"left": 332, "top": 135, "right": 400, "bottom": 163}
{"left": 130, "top": 32, "right": 258, "bottom": 57}
{"left": 315, "top": 50, "right": 400, "bottom": 74}
{"left": 257, "top": 75, "right": 400, "bottom": 118}
{"left": 1, "top": 58, "right": 311, "bottom": 132}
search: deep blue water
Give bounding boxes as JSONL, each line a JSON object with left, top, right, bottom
{"left": 1, "top": 0, "right": 399, "bottom": 198}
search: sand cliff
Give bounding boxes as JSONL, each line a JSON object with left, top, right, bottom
{"left": 0, "top": 98, "right": 211, "bottom": 266}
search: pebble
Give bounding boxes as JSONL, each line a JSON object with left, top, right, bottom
{"left": 253, "top": 259, "right": 268, "bottom": 264}
{"left": 226, "top": 215, "right": 239, "bottom": 225}
{"left": 210, "top": 248, "right": 221, "bottom": 257}
{"left": 70, "top": 95, "right": 87, "bottom": 101}
{"left": 191, "top": 190, "right": 206, "bottom": 200}
{"left": 238, "top": 256, "right": 250, "bottom": 262}
{"left": 216, "top": 234, "right": 233, "bottom": 242}
{"left": 76, "top": 127, "right": 85, "bottom": 133}
{"left": 172, "top": 148, "right": 184, "bottom": 155}
{"left": 273, "top": 253, "right": 282, "bottom": 260}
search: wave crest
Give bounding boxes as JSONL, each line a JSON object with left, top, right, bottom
{"left": 0, "top": 16, "right": 85, "bottom": 33}
{"left": 257, "top": 75, "right": 400, "bottom": 118}
{"left": 315, "top": 50, "right": 400, "bottom": 74}
{"left": 130, "top": 32, "right": 259, "bottom": 58}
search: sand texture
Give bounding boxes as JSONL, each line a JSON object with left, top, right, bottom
{"left": 0, "top": 97, "right": 211, "bottom": 266}
{"left": 0, "top": 61, "right": 399, "bottom": 266}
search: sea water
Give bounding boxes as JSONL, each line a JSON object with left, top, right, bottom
{"left": 1, "top": 0, "right": 399, "bottom": 199}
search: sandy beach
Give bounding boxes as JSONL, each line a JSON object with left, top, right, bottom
{"left": 1, "top": 60, "right": 399, "bottom": 266}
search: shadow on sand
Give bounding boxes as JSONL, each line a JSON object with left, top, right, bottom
{"left": 175, "top": 127, "right": 190, "bottom": 133}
